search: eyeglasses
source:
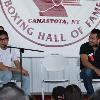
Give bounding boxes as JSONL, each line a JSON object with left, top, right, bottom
{"left": 0, "top": 38, "right": 9, "bottom": 41}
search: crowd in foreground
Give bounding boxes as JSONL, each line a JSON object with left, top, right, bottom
{"left": 51, "top": 84, "right": 100, "bottom": 100}
{"left": 0, "top": 82, "right": 100, "bottom": 100}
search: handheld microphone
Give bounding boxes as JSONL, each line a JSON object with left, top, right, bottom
{"left": 3, "top": 45, "right": 11, "bottom": 48}
{"left": 6, "top": 45, "right": 12, "bottom": 48}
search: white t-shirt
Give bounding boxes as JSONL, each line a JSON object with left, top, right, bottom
{"left": 0, "top": 48, "right": 18, "bottom": 67}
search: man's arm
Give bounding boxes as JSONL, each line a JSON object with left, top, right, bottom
{"left": 81, "top": 54, "right": 100, "bottom": 76}
{"left": 0, "top": 62, "right": 9, "bottom": 70}
{"left": 13, "top": 60, "right": 29, "bottom": 76}
{"left": 0, "top": 61, "right": 21, "bottom": 73}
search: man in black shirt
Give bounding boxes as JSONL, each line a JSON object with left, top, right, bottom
{"left": 80, "top": 29, "right": 100, "bottom": 96}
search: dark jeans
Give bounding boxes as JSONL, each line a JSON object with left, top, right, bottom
{"left": 80, "top": 68, "right": 100, "bottom": 96}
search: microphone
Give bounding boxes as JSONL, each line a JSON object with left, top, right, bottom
{"left": 3, "top": 45, "right": 12, "bottom": 48}
{"left": 3, "top": 45, "right": 16, "bottom": 49}
{"left": 6, "top": 45, "right": 12, "bottom": 48}
{"left": 6, "top": 45, "right": 24, "bottom": 49}
{"left": 5, "top": 45, "right": 17, "bottom": 49}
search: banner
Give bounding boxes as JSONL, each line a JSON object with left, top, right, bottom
{"left": 0, "top": 0, "right": 100, "bottom": 56}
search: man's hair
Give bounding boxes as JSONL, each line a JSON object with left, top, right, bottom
{"left": 52, "top": 86, "right": 65, "bottom": 100}
{"left": 64, "top": 84, "right": 83, "bottom": 100}
{"left": 90, "top": 89, "right": 100, "bottom": 100}
{"left": 0, "top": 82, "right": 29, "bottom": 100}
{"left": 0, "top": 30, "right": 8, "bottom": 37}
{"left": 91, "top": 29, "right": 100, "bottom": 39}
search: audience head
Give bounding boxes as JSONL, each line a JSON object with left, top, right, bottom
{"left": 52, "top": 86, "right": 65, "bottom": 100}
{"left": 0, "top": 82, "right": 29, "bottom": 100}
{"left": 0, "top": 26, "right": 4, "bottom": 30}
{"left": 64, "top": 84, "right": 83, "bottom": 100}
{"left": 90, "top": 89, "right": 100, "bottom": 100}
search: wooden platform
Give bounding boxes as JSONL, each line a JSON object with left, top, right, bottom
{"left": 31, "top": 92, "right": 51, "bottom": 100}
{"left": 31, "top": 92, "right": 89, "bottom": 100}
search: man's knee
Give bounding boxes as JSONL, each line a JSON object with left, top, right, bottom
{"left": 4, "top": 70, "right": 12, "bottom": 78}
{"left": 2, "top": 71, "right": 12, "bottom": 84}
{"left": 22, "top": 76, "right": 30, "bottom": 82}
{"left": 81, "top": 68, "right": 94, "bottom": 78}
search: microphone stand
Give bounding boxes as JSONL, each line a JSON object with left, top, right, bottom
{"left": 20, "top": 48, "right": 24, "bottom": 88}
{"left": 7, "top": 46, "right": 44, "bottom": 87}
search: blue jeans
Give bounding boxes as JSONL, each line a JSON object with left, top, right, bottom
{"left": 80, "top": 68, "right": 100, "bottom": 96}
{"left": 0, "top": 70, "right": 30, "bottom": 95}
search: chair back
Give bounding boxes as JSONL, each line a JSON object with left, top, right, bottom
{"left": 42, "top": 54, "right": 67, "bottom": 71}
{"left": 41, "top": 54, "right": 69, "bottom": 100}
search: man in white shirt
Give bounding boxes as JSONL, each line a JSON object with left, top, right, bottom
{"left": 0, "top": 30, "right": 30, "bottom": 95}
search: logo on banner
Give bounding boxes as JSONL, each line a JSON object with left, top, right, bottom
{"left": 0, "top": 0, "right": 100, "bottom": 47}
{"left": 34, "top": 0, "right": 68, "bottom": 17}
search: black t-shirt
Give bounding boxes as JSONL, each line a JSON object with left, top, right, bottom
{"left": 80, "top": 42, "right": 100, "bottom": 69}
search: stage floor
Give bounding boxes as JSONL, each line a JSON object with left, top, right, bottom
{"left": 31, "top": 92, "right": 89, "bottom": 100}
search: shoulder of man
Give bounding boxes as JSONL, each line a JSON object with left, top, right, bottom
{"left": 81, "top": 42, "right": 89, "bottom": 48}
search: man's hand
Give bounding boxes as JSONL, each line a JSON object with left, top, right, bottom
{"left": 13, "top": 60, "right": 29, "bottom": 76}
{"left": 15, "top": 68, "right": 29, "bottom": 76}
{"left": 94, "top": 68, "right": 100, "bottom": 76}
{"left": 14, "top": 68, "right": 29, "bottom": 76}
{"left": 21, "top": 69, "right": 29, "bottom": 76}
{"left": 8, "top": 67, "right": 29, "bottom": 76}
{"left": 0, "top": 66, "right": 9, "bottom": 71}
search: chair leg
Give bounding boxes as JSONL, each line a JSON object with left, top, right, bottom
{"left": 68, "top": 80, "right": 70, "bottom": 85}
{"left": 77, "top": 80, "right": 82, "bottom": 89}
{"left": 42, "top": 83, "right": 44, "bottom": 100}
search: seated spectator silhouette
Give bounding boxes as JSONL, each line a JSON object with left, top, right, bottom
{"left": 90, "top": 89, "right": 100, "bottom": 100}
{"left": 34, "top": 0, "right": 68, "bottom": 17}
{"left": 64, "top": 84, "right": 83, "bottom": 100}
{"left": 0, "top": 26, "right": 4, "bottom": 30}
{"left": 51, "top": 86, "right": 65, "bottom": 100}
{"left": 0, "top": 82, "right": 29, "bottom": 100}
